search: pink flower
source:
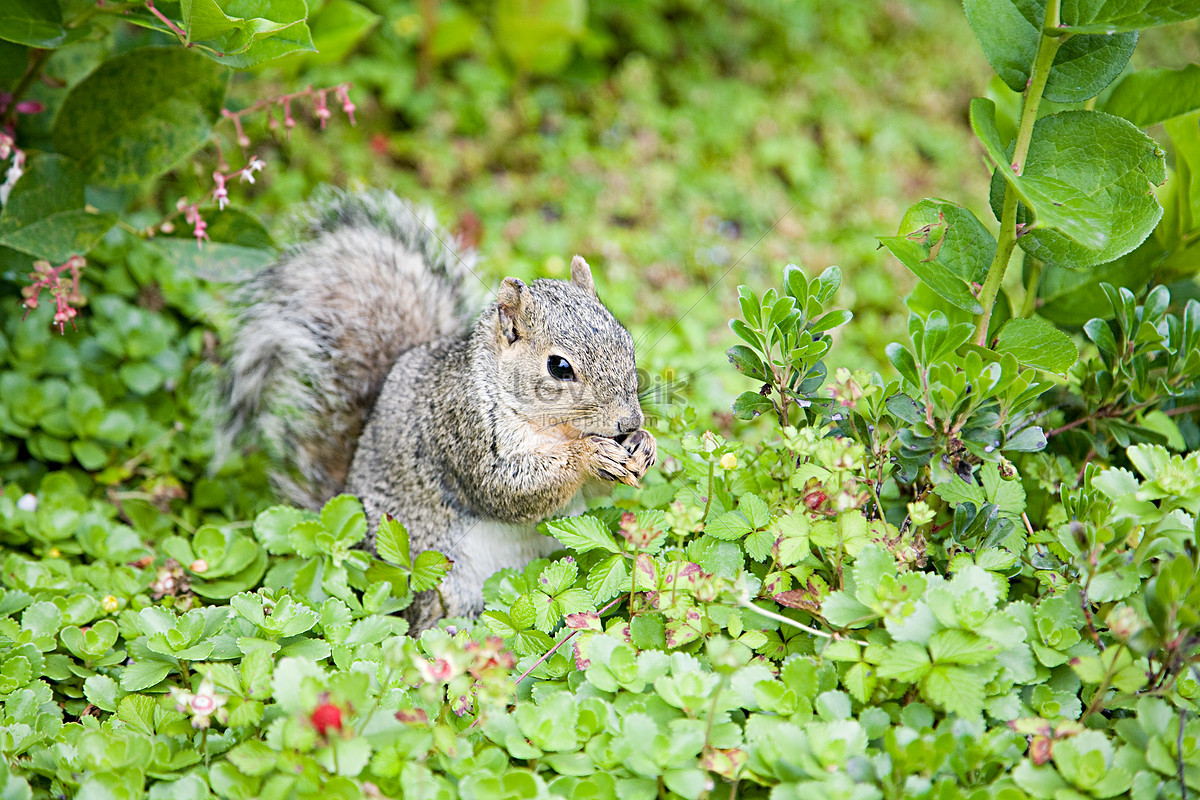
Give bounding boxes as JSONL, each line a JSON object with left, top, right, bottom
{"left": 169, "top": 676, "right": 228, "bottom": 729}
{"left": 336, "top": 85, "right": 356, "bottom": 125}
{"left": 212, "top": 172, "right": 228, "bottom": 210}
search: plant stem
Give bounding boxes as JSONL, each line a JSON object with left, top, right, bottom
{"left": 973, "top": 0, "right": 1065, "bottom": 346}
{"left": 2, "top": 48, "right": 51, "bottom": 127}
{"left": 737, "top": 599, "right": 867, "bottom": 645}
{"left": 1017, "top": 253, "right": 1043, "bottom": 318}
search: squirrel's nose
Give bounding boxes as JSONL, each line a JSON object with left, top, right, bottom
{"left": 617, "top": 411, "right": 643, "bottom": 435}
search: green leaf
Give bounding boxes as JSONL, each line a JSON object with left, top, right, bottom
{"left": 975, "top": 102, "right": 1167, "bottom": 269}
{"left": 877, "top": 642, "right": 932, "bottom": 682}
{"left": 1104, "top": 64, "right": 1200, "bottom": 127}
{"left": 964, "top": 0, "right": 1135, "bottom": 102}
{"left": 545, "top": 515, "right": 621, "bottom": 555}
{"left": 319, "top": 494, "right": 367, "bottom": 545}
{"left": 739, "top": 494, "right": 770, "bottom": 529}
{"left": 120, "top": 659, "right": 174, "bottom": 691}
{"left": 304, "top": 0, "right": 380, "bottom": 65}
{"left": 411, "top": 550, "right": 451, "bottom": 593}
{"left": 586, "top": 554, "right": 628, "bottom": 603}
{"left": 178, "top": 0, "right": 317, "bottom": 68}
{"left": 928, "top": 629, "right": 1001, "bottom": 665}
{"left": 374, "top": 516, "right": 410, "bottom": 567}
{"left": 878, "top": 234, "right": 984, "bottom": 314}
{"left": 51, "top": 48, "right": 227, "bottom": 187}
{"left": 920, "top": 664, "right": 986, "bottom": 718}
{"left": 0, "top": 0, "right": 80, "bottom": 48}
{"left": 0, "top": 154, "right": 117, "bottom": 262}
{"left": 704, "top": 510, "right": 753, "bottom": 541}
{"left": 994, "top": 318, "right": 1079, "bottom": 373}
{"left": 493, "top": 0, "right": 585, "bottom": 75}
{"left": 1035, "top": 237, "right": 1158, "bottom": 325}
{"left": 1059, "top": 0, "right": 1200, "bottom": 33}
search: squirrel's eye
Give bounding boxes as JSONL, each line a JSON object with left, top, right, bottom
{"left": 547, "top": 355, "right": 576, "bottom": 381}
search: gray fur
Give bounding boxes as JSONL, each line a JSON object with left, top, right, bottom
{"left": 220, "top": 190, "right": 656, "bottom": 630}
{"left": 220, "top": 189, "right": 477, "bottom": 509}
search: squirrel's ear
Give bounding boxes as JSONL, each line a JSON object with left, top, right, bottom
{"left": 570, "top": 255, "right": 597, "bottom": 299}
{"left": 496, "top": 277, "right": 530, "bottom": 345}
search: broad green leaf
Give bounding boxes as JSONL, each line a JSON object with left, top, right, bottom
{"left": 52, "top": 48, "right": 227, "bottom": 187}
{"left": 303, "top": 0, "right": 380, "bottom": 65}
{"left": 964, "top": 0, "right": 1135, "bottom": 102}
{"left": 704, "top": 510, "right": 753, "bottom": 541}
{"left": 975, "top": 101, "right": 1166, "bottom": 268}
{"left": 878, "top": 235, "right": 984, "bottom": 314}
{"left": 928, "top": 629, "right": 1001, "bottom": 665}
{"left": 545, "top": 516, "right": 621, "bottom": 555}
{"left": 1059, "top": 0, "right": 1200, "bottom": 33}
{"left": 0, "top": 0, "right": 83, "bottom": 48}
{"left": 0, "top": 154, "right": 116, "bottom": 262}
{"left": 876, "top": 641, "right": 931, "bottom": 682}
{"left": 179, "top": 0, "right": 316, "bottom": 67}
{"left": 586, "top": 554, "right": 628, "bottom": 603}
{"left": 494, "top": 0, "right": 585, "bottom": 75}
{"left": 920, "top": 664, "right": 986, "bottom": 718}
{"left": 1103, "top": 64, "right": 1200, "bottom": 127}
{"left": 739, "top": 494, "right": 770, "bottom": 529}
{"left": 994, "top": 318, "right": 1079, "bottom": 373}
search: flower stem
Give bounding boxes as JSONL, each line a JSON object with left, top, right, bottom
{"left": 2, "top": 49, "right": 51, "bottom": 127}
{"left": 973, "top": 0, "right": 1066, "bottom": 346}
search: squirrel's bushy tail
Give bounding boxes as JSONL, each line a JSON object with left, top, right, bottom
{"left": 219, "top": 189, "right": 479, "bottom": 509}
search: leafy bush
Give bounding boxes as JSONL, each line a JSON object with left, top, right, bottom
{"left": 3, "top": 0, "right": 1200, "bottom": 799}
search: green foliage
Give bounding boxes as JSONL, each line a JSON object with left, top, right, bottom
{"left": 2, "top": 0, "right": 1200, "bottom": 798}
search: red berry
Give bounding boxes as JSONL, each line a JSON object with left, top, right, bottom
{"left": 310, "top": 703, "right": 343, "bottom": 735}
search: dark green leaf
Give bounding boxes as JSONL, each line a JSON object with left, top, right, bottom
{"left": 964, "top": 0, "right": 1134, "bottom": 102}
{"left": 52, "top": 48, "right": 227, "bottom": 186}
{"left": 1059, "top": 0, "right": 1200, "bottom": 33}
{"left": 1103, "top": 64, "right": 1200, "bottom": 127}
{"left": 0, "top": 0, "right": 79, "bottom": 48}
{"left": 975, "top": 101, "right": 1166, "bottom": 268}
{"left": 0, "top": 154, "right": 116, "bottom": 262}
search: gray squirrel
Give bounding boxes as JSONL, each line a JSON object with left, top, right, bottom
{"left": 220, "top": 190, "right": 656, "bottom": 630}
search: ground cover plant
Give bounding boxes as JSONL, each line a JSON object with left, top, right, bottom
{"left": 2, "top": 0, "right": 1200, "bottom": 798}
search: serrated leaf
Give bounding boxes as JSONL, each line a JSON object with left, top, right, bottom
{"left": 877, "top": 641, "right": 932, "bottom": 683}
{"left": 411, "top": 550, "right": 451, "bottom": 593}
{"left": 374, "top": 516, "right": 410, "bottom": 567}
{"left": 704, "top": 510, "right": 753, "bottom": 541}
{"left": 545, "top": 515, "right": 620, "bottom": 555}
{"left": 920, "top": 664, "right": 986, "bottom": 718}
{"left": 738, "top": 494, "right": 770, "bottom": 529}
{"left": 929, "top": 629, "right": 1002, "bottom": 665}
{"left": 994, "top": 318, "right": 1079, "bottom": 374}
{"left": 586, "top": 554, "right": 628, "bottom": 603}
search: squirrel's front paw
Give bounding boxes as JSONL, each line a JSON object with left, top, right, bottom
{"left": 620, "top": 429, "right": 657, "bottom": 482}
{"left": 586, "top": 435, "right": 640, "bottom": 487}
